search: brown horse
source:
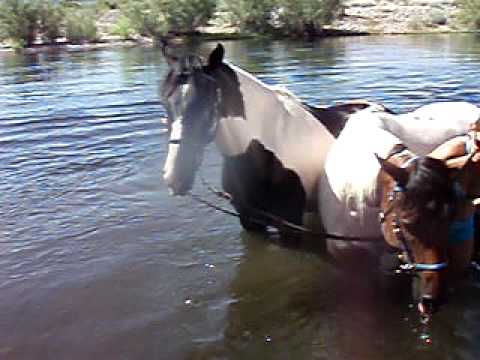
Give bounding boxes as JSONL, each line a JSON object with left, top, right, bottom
{"left": 320, "top": 119, "right": 480, "bottom": 316}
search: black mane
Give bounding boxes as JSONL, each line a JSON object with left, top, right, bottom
{"left": 404, "top": 157, "right": 455, "bottom": 217}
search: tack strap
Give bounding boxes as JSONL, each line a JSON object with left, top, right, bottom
{"left": 400, "top": 262, "right": 448, "bottom": 272}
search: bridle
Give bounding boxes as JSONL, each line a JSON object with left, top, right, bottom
{"left": 379, "top": 150, "right": 449, "bottom": 274}
{"left": 165, "top": 73, "right": 222, "bottom": 147}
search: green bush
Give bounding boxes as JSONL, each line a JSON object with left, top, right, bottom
{"left": 220, "top": 0, "right": 340, "bottom": 36}
{"left": 277, "top": 0, "right": 340, "bottom": 36}
{"left": 65, "top": 8, "right": 98, "bottom": 43}
{"left": 112, "top": 15, "right": 135, "bottom": 39}
{"left": 458, "top": 0, "right": 480, "bottom": 29}
{"left": 0, "top": 0, "right": 40, "bottom": 47}
{"left": 119, "top": 0, "right": 216, "bottom": 38}
{"left": 167, "top": 0, "right": 217, "bottom": 32}
{"left": 0, "top": 0, "right": 64, "bottom": 47}
{"left": 218, "top": 0, "right": 275, "bottom": 32}
{"left": 119, "top": 0, "right": 169, "bottom": 37}
{"left": 38, "top": 0, "right": 64, "bottom": 44}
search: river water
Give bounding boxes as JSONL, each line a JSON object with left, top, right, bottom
{"left": 1, "top": 34, "right": 480, "bottom": 359}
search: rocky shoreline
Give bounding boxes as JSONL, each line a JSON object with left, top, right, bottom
{"left": 330, "top": 0, "right": 467, "bottom": 34}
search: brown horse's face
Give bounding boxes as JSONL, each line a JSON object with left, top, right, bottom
{"left": 378, "top": 155, "right": 456, "bottom": 315}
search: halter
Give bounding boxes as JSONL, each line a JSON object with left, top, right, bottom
{"left": 166, "top": 81, "right": 222, "bottom": 147}
{"left": 380, "top": 151, "right": 449, "bottom": 274}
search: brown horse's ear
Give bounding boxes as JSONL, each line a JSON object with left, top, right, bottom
{"left": 207, "top": 44, "right": 224, "bottom": 71}
{"left": 375, "top": 153, "right": 409, "bottom": 186}
{"left": 160, "top": 38, "right": 179, "bottom": 67}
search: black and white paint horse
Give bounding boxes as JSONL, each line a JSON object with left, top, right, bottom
{"left": 161, "top": 43, "right": 369, "bottom": 231}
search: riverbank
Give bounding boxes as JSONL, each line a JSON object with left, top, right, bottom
{"left": 330, "top": 0, "right": 468, "bottom": 34}
{"left": 0, "top": 1, "right": 477, "bottom": 53}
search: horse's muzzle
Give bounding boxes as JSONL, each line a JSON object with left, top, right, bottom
{"left": 163, "top": 174, "right": 190, "bottom": 196}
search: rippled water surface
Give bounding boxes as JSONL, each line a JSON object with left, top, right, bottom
{"left": 2, "top": 35, "right": 480, "bottom": 359}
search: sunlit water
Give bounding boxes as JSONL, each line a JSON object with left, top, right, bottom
{"left": 1, "top": 35, "right": 480, "bottom": 359}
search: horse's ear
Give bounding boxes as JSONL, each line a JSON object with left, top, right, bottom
{"left": 375, "top": 154, "right": 409, "bottom": 186}
{"left": 207, "top": 44, "right": 224, "bottom": 71}
{"left": 161, "top": 38, "right": 178, "bottom": 67}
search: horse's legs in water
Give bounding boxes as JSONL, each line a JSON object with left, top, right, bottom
{"left": 221, "top": 163, "right": 266, "bottom": 232}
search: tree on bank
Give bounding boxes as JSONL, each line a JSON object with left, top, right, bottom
{"left": 220, "top": 0, "right": 341, "bottom": 37}
{"left": 0, "top": 0, "right": 341, "bottom": 48}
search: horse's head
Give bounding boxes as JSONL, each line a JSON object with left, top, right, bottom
{"left": 161, "top": 43, "right": 225, "bottom": 195}
{"left": 377, "top": 154, "right": 457, "bottom": 315}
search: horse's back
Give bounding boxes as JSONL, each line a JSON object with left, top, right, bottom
{"left": 384, "top": 102, "right": 480, "bottom": 155}
{"left": 408, "top": 102, "right": 480, "bottom": 123}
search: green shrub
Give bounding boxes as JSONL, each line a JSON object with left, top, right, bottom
{"left": 38, "top": 0, "right": 64, "bottom": 44}
{"left": 219, "top": 0, "right": 275, "bottom": 32}
{"left": 119, "top": 0, "right": 216, "bottom": 38}
{"left": 220, "top": 0, "right": 340, "bottom": 36}
{"left": 167, "top": 0, "right": 217, "bottom": 32}
{"left": 0, "top": 0, "right": 65, "bottom": 47}
{"left": 276, "top": 0, "right": 341, "bottom": 36}
{"left": 0, "top": 0, "right": 40, "bottom": 47}
{"left": 65, "top": 8, "right": 98, "bottom": 43}
{"left": 458, "top": 0, "right": 480, "bottom": 29}
{"left": 119, "top": 0, "right": 169, "bottom": 37}
{"left": 112, "top": 15, "right": 135, "bottom": 39}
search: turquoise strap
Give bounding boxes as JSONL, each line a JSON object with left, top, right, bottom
{"left": 448, "top": 216, "right": 475, "bottom": 245}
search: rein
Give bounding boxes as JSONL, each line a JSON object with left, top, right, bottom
{"left": 190, "top": 177, "right": 383, "bottom": 242}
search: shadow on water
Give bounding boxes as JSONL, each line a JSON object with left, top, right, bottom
{"left": 182, "top": 230, "right": 480, "bottom": 360}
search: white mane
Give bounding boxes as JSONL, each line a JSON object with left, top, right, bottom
{"left": 324, "top": 111, "right": 403, "bottom": 219}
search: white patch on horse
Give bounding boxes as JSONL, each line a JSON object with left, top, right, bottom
{"left": 163, "top": 83, "right": 191, "bottom": 185}
{"left": 323, "top": 118, "right": 402, "bottom": 220}
{"left": 163, "top": 119, "right": 183, "bottom": 185}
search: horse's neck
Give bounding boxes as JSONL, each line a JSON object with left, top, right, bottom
{"left": 213, "top": 64, "right": 334, "bottom": 205}
{"left": 214, "top": 63, "right": 333, "bottom": 159}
